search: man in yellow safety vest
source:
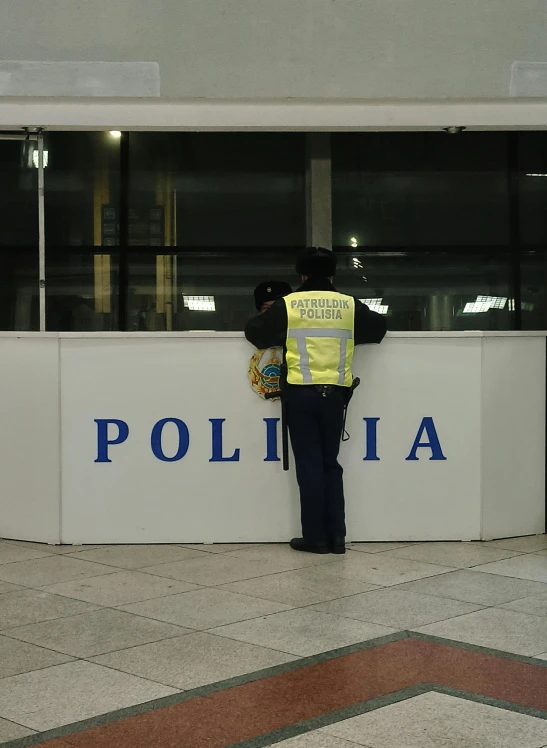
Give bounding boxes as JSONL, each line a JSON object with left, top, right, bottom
{"left": 245, "top": 248, "right": 387, "bottom": 554}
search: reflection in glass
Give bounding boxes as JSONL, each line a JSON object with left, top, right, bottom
{"left": 520, "top": 251, "right": 547, "bottom": 330}
{"left": 128, "top": 133, "right": 306, "bottom": 247}
{"left": 124, "top": 249, "right": 515, "bottom": 333}
{"left": 125, "top": 132, "right": 306, "bottom": 331}
{"left": 335, "top": 251, "right": 513, "bottom": 331}
{"left": 126, "top": 251, "right": 297, "bottom": 332}
{"left": 332, "top": 133, "right": 510, "bottom": 248}
{"left": 0, "top": 140, "right": 39, "bottom": 330}
{"left": 45, "top": 251, "right": 119, "bottom": 332}
{"left": 45, "top": 132, "right": 120, "bottom": 248}
{"left": 2, "top": 130, "right": 546, "bottom": 334}
{"left": 44, "top": 133, "right": 120, "bottom": 331}
{"left": 518, "top": 133, "right": 547, "bottom": 245}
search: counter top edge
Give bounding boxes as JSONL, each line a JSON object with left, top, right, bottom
{"left": 1, "top": 331, "right": 546, "bottom": 340}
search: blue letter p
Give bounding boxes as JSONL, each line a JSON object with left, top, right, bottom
{"left": 95, "top": 419, "right": 129, "bottom": 463}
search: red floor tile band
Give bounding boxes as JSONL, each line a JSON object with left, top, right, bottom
{"left": 30, "top": 638, "right": 547, "bottom": 748}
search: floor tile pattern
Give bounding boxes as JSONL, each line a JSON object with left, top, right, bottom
{"left": 324, "top": 691, "right": 547, "bottom": 748}
{"left": 0, "top": 535, "right": 546, "bottom": 748}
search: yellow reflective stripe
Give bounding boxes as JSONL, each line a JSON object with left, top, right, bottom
{"left": 288, "top": 328, "right": 353, "bottom": 339}
{"left": 338, "top": 337, "right": 348, "bottom": 385}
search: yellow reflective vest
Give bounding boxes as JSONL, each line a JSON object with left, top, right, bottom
{"left": 284, "top": 291, "right": 355, "bottom": 387}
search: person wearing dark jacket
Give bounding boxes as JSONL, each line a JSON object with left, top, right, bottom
{"left": 245, "top": 247, "right": 387, "bottom": 554}
{"left": 253, "top": 280, "right": 293, "bottom": 313}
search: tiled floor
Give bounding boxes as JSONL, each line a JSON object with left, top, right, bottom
{"left": 321, "top": 692, "right": 547, "bottom": 748}
{"left": 0, "top": 535, "right": 546, "bottom": 747}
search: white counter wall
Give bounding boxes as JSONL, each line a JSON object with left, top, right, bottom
{"left": 0, "top": 332, "right": 545, "bottom": 544}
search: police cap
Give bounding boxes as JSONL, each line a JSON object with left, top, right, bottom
{"left": 253, "top": 280, "right": 292, "bottom": 311}
{"left": 296, "top": 247, "right": 337, "bottom": 278}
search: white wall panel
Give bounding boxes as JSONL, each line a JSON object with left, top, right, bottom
{"left": 481, "top": 337, "right": 546, "bottom": 539}
{"left": 0, "top": 336, "right": 61, "bottom": 543}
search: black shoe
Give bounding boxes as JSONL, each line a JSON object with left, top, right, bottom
{"left": 290, "top": 538, "right": 330, "bottom": 554}
{"left": 330, "top": 537, "right": 346, "bottom": 554}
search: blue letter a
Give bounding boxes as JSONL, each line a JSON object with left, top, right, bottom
{"left": 406, "top": 417, "right": 447, "bottom": 461}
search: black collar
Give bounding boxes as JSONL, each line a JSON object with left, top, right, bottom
{"left": 296, "top": 277, "right": 337, "bottom": 293}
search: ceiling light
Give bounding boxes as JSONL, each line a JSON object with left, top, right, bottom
{"left": 443, "top": 126, "right": 466, "bottom": 134}
{"left": 109, "top": 130, "right": 122, "bottom": 139}
{"left": 350, "top": 236, "right": 358, "bottom": 248}
{"left": 183, "top": 295, "right": 215, "bottom": 312}
{"left": 526, "top": 173, "right": 547, "bottom": 178}
{"left": 32, "top": 149, "right": 48, "bottom": 168}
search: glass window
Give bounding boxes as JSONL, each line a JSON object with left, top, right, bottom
{"left": 45, "top": 132, "right": 121, "bottom": 248}
{"left": 335, "top": 250, "right": 513, "bottom": 331}
{"left": 126, "top": 250, "right": 296, "bottom": 332}
{"left": 125, "top": 132, "right": 306, "bottom": 331}
{"left": 518, "top": 133, "right": 547, "bottom": 246}
{"left": 46, "top": 249, "right": 119, "bottom": 332}
{"left": 332, "top": 133, "right": 510, "bottom": 248}
{"left": 44, "top": 132, "right": 120, "bottom": 331}
{"left": 128, "top": 133, "right": 306, "bottom": 247}
{"left": 0, "top": 138, "right": 39, "bottom": 330}
{"left": 520, "top": 250, "right": 547, "bottom": 330}
{"left": 3, "top": 129, "right": 545, "bottom": 334}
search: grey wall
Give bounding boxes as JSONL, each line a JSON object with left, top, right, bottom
{"left": 1, "top": 0, "right": 546, "bottom": 99}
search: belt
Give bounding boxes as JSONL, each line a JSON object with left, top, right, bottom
{"left": 315, "top": 385, "right": 336, "bottom": 397}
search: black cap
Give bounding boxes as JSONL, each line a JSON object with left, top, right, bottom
{"left": 253, "top": 280, "right": 292, "bottom": 311}
{"left": 296, "top": 247, "right": 337, "bottom": 278}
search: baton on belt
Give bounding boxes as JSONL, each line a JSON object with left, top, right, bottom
{"left": 341, "top": 377, "right": 361, "bottom": 442}
{"left": 264, "top": 362, "right": 289, "bottom": 471}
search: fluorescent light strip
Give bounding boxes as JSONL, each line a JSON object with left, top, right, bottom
{"left": 32, "top": 149, "right": 49, "bottom": 168}
{"left": 463, "top": 295, "right": 507, "bottom": 314}
{"left": 360, "top": 298, "right": 389, "bottom": 315}
{"left": 183, "top": 295, "right": 215, "bottom": 312}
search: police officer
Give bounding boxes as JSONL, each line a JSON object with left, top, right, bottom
{"left": 253, "top": 281, "right": 293, "bottom": 313}
{"left": 245, "top": 248, "right": 386, "bottom": 554}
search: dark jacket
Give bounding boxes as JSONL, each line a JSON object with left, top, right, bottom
{"left": 244, "top": 277, "right": 387, "bottom": 350}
